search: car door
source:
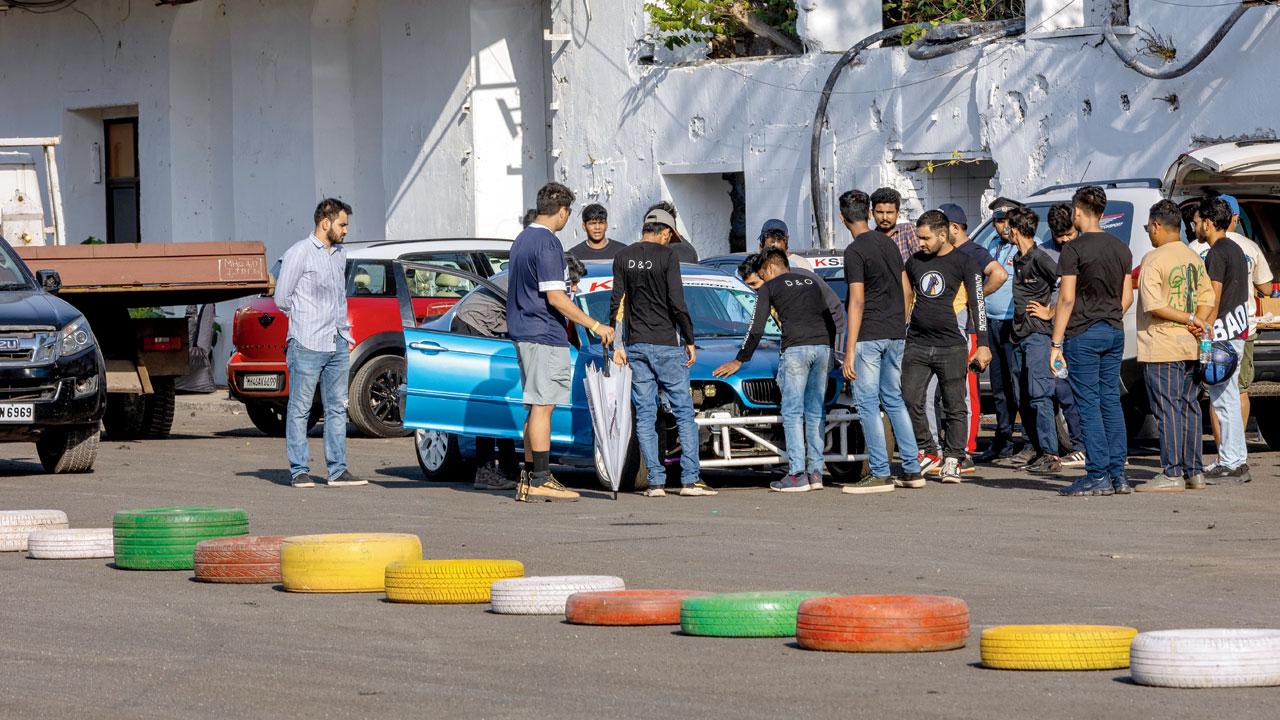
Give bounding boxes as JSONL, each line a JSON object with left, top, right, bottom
{"left": 398, "top": 252, "right": 483, "bottom": 324}
{"left": 398, "top": 262, "right": 580, "bottom": 447}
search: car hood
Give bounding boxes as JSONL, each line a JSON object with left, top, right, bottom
{"left": 0, "top": 290, "right": 82, "bottom": 330}
{"left": 688, "top": 336, "right": 783, "bottom": 379}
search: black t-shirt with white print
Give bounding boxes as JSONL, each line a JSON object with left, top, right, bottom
{"left": 1205, "top": 236, "right": 1250, "bottom": 341}
{"left": 737, "top": 272, "right": 835, "bottom": 362}
{"left": 905, "top": 249, "right": 988, "bottom": 348}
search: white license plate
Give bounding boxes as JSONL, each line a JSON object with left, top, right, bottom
{"left": 0, "top": 403, "right": 34, "bottom": 423}
{"left": 241, "top": 374, "right": 281, "bottom": 391}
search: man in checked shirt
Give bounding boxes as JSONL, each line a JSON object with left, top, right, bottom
{"left": 274, "top": 198, "right": 367, "bottom": 489}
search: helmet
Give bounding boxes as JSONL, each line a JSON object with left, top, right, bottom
{"left": 1200, "top": 341, "right": 1240, "bottom": 386}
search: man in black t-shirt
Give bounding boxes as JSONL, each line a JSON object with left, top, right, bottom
{"left": 715, "top": 249, "right": 840, "bottom": 493}
{"left": 610, "top": 208, "right": 715, "bottom": 498}
{"left": 569, "top": 204, "right": 626, "bottom": 261}
{"left": 1049, "top": 186, "right": 1133, "bottom": 496}
{"left": 1197, "top": 196, "right": 1251, "bottom": 483}
{"left": 901, "top": 210, "right": 991, "bottom": 484}
{"left": 837, "top": 190, "right": 923, "bottom": 493}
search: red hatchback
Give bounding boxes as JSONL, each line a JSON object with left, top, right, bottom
{"left": 228, "top": 238, "right": 511, "bottom": 437}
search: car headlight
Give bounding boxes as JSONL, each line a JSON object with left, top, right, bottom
{"left": 35, "top": 317, "right": 96, "bottom": 362}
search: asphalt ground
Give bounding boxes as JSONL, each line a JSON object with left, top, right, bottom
{"left": 2, "top": 395, "right": 1278, "bottom": 720}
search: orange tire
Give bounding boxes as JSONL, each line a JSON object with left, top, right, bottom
{"left": 194, "top": 562, "right": 281, "bottom": 584}
{"left": 565, "top": 590, "right": 711, "bottom": 626}
{"left": 796, "top": 595, "right": 969, "bottom": 652}
{"left": 193, "top": 535, "right": 284, "bottom": 584}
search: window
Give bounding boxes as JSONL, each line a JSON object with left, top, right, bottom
{"left": 480, "top": 252, "right": 510, "bottom": 276}
{"left": 104, "top": 117, "right": 140, "bottom": 243}
{"left": 400, "top": 252, "right": 479, "bottom": 298}
{"left": 346, "top": 261, "right": 393, "bottom": 297}
{"left": 973, "top": 201, "right": 1137, "bottom": 254}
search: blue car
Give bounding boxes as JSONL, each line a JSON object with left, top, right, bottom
{"left": 397, "top": 260, "right": 865, "bottom": 490}
{"left": 700, "top": 251, "right": 848, "bottom": 303}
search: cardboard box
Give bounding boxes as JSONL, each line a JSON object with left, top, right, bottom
{"left": 1257, "top": 296, "right": 1280, "bottom": 325}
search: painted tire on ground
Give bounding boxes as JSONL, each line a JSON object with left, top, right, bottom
{"left": 566, "top": 589, "right": 712, "bottom": 626}
{"left": 26, "top": 528, "right": 113, "bottom": 559}
{"left": 796, "top": 595, "right": 969, "bottom": 652}
{"left": 193, "top": 535, "right": 285, "bottom": 584}
{"left": 280, "top": 533, "right": 422, "bottom": 593}
{"left": 980, "top": 624, "right": 1138, "bottom": 670}
{"left": 0, "top": 510, "right": 70, "bottom": 552}
{"left": 680, "top": 592, "right": 831, "bottom": 638}
{"left": 384, "top": 559, "right": 524, "bottom": 604}
{"left": 490, "top": 576, "right": 625, "bottom": 615}
{"left": 113, "top": 507, "right": 249, "bottom": 570}
{"left": 1130, "top": 629, "right": 1280, "bottom": 688}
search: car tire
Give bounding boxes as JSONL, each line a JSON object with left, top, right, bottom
{"left": 193, "top": 535, "right": 285, "bottom": 584}
{"left": 489, "top": 575, "right": 626, "bottom": 615}
{"left": 0, "top": 510, "right": 70, "bottom": 552}
{"left": 280, "top": 533, "right": 422, "bottom": 593}
{"left": 980, "top": 624, "right": 1138, "bottom": 670}
{"left": 680, "top": 591, "right": 832, "bottom": 638}
{"left": 566, "top": 589, "right": 711, "bottom": 626}
{"left": 384, "top": 559, "right": 525, "bottom": 604}
{"left": 596, "top": 434, "right": 648, "bottom": 493}
{"left": 102, "top": 393, "right": 147, "bottom": 440}
{"left": 796, "top": 595, "right": 970, "bottom": 653}
{"left": 349, "top": 354, "right": 411, "bottom": 438}
{"left": 26, "top": 528, "right": 113, "bottom": 559}
{"left": 826, "top": 412, "right": 876, "bottom": 484}
{"left": 245, "top": 402, "right": 320, "bottom": 438}
{"left": 37, "top": 425, "right": 100, "bottom": 474}
{"left": 142, "top": 379, "right": 177, "bottom": 439}
{"left": 1130, "top": 629, "right": 1280, "bottom": 688}
{"left": 415, "top": 430, "right": 475, "bottom": 482}
{"left": 113, "top": 506, "right": 250, "bottom": 571}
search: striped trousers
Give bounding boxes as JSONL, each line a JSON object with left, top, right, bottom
{"left": 1142, "top": 360, "right": 1203, "bottom": 478}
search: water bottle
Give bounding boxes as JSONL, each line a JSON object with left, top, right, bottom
{"left": 1199, "top": 339, "right": 1212, "bottom": 367}
{"left": 1052, "top": 358, "right": 1068, "bottom": 380}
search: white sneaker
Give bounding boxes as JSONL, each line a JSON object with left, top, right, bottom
{"left": 1061, "top": 451, "right": 1087, "bottom": 468}
{"left": 641, "top": 487, "right": 667, "bottom": 497}
{"left": 940, "top": 457, "right": 962, "bottom": 484}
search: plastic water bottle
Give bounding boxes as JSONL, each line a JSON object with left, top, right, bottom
{"left": 1199, "top": 339, "right": 1212, "bottom": 367}
{"left": 1052, "top": 358, "right": 1068, "bottom": 380}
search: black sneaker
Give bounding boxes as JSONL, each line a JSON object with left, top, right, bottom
{"left": 1058, "top": 477, "right": 1114, "bottom": 496}
{"left": 1004, "top": 446, "right": 1037, "bottom": 467}
{"left": 1112, "top": 477, "right": 1133, "bottom": 494}
{"left": 1207, "top": 464, "right": 1251, "bottom": 485}
{"left": 974, "top": 441, "right": 1008, "bottom": 463}
{"left": 894, "top": 472, "right": 926, "bottom": 489}
{"left": 327, "top": 470, "right": 368, "bottom": 487}
{"left": 1029, "top": 455, "right": 1062, "bottom": 474}
{"left": 842, "top": 474, "right": 895, "bottom": 494}
{"left": 1018, "top": 454, "right": 1046, "bottom": 471}
{"left": 291, "top": 474, "right": 318, "bottom": 488}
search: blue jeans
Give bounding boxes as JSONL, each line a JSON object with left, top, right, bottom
{"left": 852, "top": 339, "right": 920, "bottom": 477}
{"left": 986, "top": 317, "right": 1021, "bottom": 444}
{"left": 1012, "top": 333, "right": 1058, "bottom": 456}
{"left": 1208, "top": 338, "right": 1247, "bottom": 469}
{"left": 628, "top": 343, "right": 699, "bottom": 487}
{"left": 777, "top": 345, "right": 831, "bottom": 475}
{"left": 1063, "top": 322, "right": 1127, "bottom": 482}
{"left": 286, "top": 336, "right": 349, "bottom": 480}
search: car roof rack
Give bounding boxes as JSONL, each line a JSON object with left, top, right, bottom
{"left": 1028, "top": 178, "right": 1162, "bottom": 196}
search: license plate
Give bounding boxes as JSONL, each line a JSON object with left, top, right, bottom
{"left": 240, "top": 374, "right": 281, "bottom": 391}
{"left": 0, "top": 403, "right": 34, "bottom": 423}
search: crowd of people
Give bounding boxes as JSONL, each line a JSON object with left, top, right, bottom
{"left": 275, "top": 180, "right": 1261, "bottom": 501}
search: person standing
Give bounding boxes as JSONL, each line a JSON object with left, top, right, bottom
{"left": 758, "top": 219, "right": 814, "bottom": 271}
{"left": 645, "top": 201, "right": 699, "bottom": 263}
{"left": 1133, "top": 200, "right": 1216, "bottom": 492}
{"left": 610, "top": 209, "right": 716, "bottom": 498}
{"left": 275, "top": 198, "right": 366, "bottom": 489}
{"left": 972, "top": 210, "right": 1024, "bottom": 463}
{"left": 1006, "top": 207, "right": 1062, "bottom": 473}
{"left": 715, "top": 249, "right": 841, "bottom": 492}
{"left": 871, "top": 187, "right": 918, "bottom": 262}
{"left": 508, "top": 183, "right": 615, "bottom": 502}
{"left": 1197, "top": 196, "right": 1252, "bottom": 484}
{"left": 569, "top": 204, "right": 626, "bottom": 261}
{"left": 1049, "top": 186, "right": 1133, "bottom": 496}
{"left": 901, "top": 211, "right": 992, "bottom": 484}
{"left": 838, "top": 190, "right": 923, "bottom": 493}
{"left": 1038, "top": 202, "right": 1085, "bottom": 467}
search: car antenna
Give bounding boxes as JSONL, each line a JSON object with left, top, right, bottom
{"left": 1078, "top": 160, "right": 1092, "bottom": 183}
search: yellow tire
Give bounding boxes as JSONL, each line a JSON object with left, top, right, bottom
{"left": 384, "top": 559, "right": 524, "bottom": 604}
{"left": 981, "top": 624, "right": 1138, "bottom": 670}
{"left": 280, "top": 533, "right": 421, "bottom": 593}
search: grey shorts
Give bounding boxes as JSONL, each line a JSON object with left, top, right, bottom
{"left": 515, "top": 342, "right": 572, "bottom": 406}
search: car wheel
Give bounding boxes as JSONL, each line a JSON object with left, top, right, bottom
{"left": 594, "top": 437, "right": 648, "bottom": 493}
{"left": 349, "top": 354, "right": 412, "bottom": 438}
{"left": 826, "top": 413, "right": 874, "bottom": 484}
{"left": 37, "top": 424, "right": 100, "bottom": 474}
{"left": 415, "top": 430, "right": 474, "bottom": 482}
{"left": 142, "top": 378, "right": 177, "bottom": 439}
{"left": 245, "top": 402, "right": 320, "bottom": 437}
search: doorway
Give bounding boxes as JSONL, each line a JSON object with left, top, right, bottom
{"left": 104, "top": 118, "right": 140, "bottom": 243}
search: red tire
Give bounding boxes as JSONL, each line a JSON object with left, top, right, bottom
{"left": 796, "top": 595, "right": 969, "bottom": 653}
{"left": 193, "top": 535, "right": 284, "bottom": 584}
{"left": 194, "top": 562, "right": 282, "bottom": 584}
{"left": 566, "top": 590, "right": 712, "bottom": 626}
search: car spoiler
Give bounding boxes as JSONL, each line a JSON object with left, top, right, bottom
{"left": 392, "top": 260, "right": 506, "bottom": 329}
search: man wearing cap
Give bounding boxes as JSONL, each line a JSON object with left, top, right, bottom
{"left": 645, "top": 201, "right": 699, "bottom": 263}
{"left": 610, "top": 207, "right": 717, "bottom": 497}
{"left": 758, "top": 219, "right": 814, "bottom": 271}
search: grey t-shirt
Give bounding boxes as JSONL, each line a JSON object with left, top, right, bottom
{"left": 455, "top": 276, "right": 510, "bottom": 337}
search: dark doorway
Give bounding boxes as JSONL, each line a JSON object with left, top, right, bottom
{"left": 105, "top": 118, "right": 140, "bottom": 243}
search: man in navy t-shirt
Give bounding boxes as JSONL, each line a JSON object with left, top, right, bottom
{"left": 507, "top": 183, "right": 615, "bottom": 502}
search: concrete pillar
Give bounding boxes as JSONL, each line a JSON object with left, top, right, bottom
{"left": 794, "top": 0, "right": 882, "bottom": 53}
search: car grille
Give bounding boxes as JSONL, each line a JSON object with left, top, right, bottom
{"left": 0, "top": 349, "right": 33, "bottom": 362}
{"left": 0, "top": 382, "right": 59, "bottom": 402}
{"left": 741, "top": 378, "right": 840, "bottom": 406}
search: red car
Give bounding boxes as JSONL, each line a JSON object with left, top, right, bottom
{"left": 228, "top": 238, "right": 511, "bottom": 437}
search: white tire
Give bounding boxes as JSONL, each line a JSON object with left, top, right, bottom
{"left": 0, "top": 510, "right": 70, "bottom": 552}
{"left": 1130, "top": 629, "right": 1280, "bottom": 688}
{"left": 490, "top": 575, "right": 625, "bottom": 615}
{"left": 27, "top": 528, "right": 114, "bottom": 559}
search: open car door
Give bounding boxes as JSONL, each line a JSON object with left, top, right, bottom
{"left": 1163, "top": 140, "right": 1280, "bottom": 197}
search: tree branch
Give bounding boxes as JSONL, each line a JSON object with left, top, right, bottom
{"left": 724, "top": 1, "right": 802, "bottom": 54}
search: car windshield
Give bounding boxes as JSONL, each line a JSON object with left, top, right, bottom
{"left": 0, "top": 238, "right": 34, "bottom": 290}
{"left": 972, "top": 200, "right": 1137, "bottom": 255}
{"left": 575, "top": 279, "right": 780, "bottom": 338}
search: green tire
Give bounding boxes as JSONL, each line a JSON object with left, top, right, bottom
{"left": 113, "top": 507, "right": 248, "bottom": 527}
{"left": 680, "top": 591, "right": 832, "bottom": 638}
{"left": 113, "top": 507, "right": 249, "bottom": 570}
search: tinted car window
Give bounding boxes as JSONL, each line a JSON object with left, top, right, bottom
{"left": 576, "top": 284, "right": 780, "bottom": 338}
{"left": 400, "top": 252, "right": 479, "bottom": 299}
{"left": 346, "top": 261, "right": 393, "bottom": 297}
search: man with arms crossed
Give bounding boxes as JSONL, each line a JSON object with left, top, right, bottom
{"left": 507, "top": 183, "right": 615, "bottom": 502}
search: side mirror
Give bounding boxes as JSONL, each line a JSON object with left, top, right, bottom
{"left": 35, "top": 269, "right": 61, "bottom": 294}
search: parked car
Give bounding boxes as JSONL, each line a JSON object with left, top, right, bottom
{"left": 700, "top": 249, "right": 847, "bottom": 302}
{"left": 400, "top": 261, "right": 866, "bottom": 490}
{"left": 228, "top": 238, "right": 511, "bottom": 438}
{"left": 0, "top": 235, "right": 106, "bottom": 473}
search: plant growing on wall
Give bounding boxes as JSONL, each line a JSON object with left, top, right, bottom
{"left": 645, "top": 0, "right": 802, "bottom": 58}
{"left": 884, "top": 0, "right": 1025, "bottom": 44}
